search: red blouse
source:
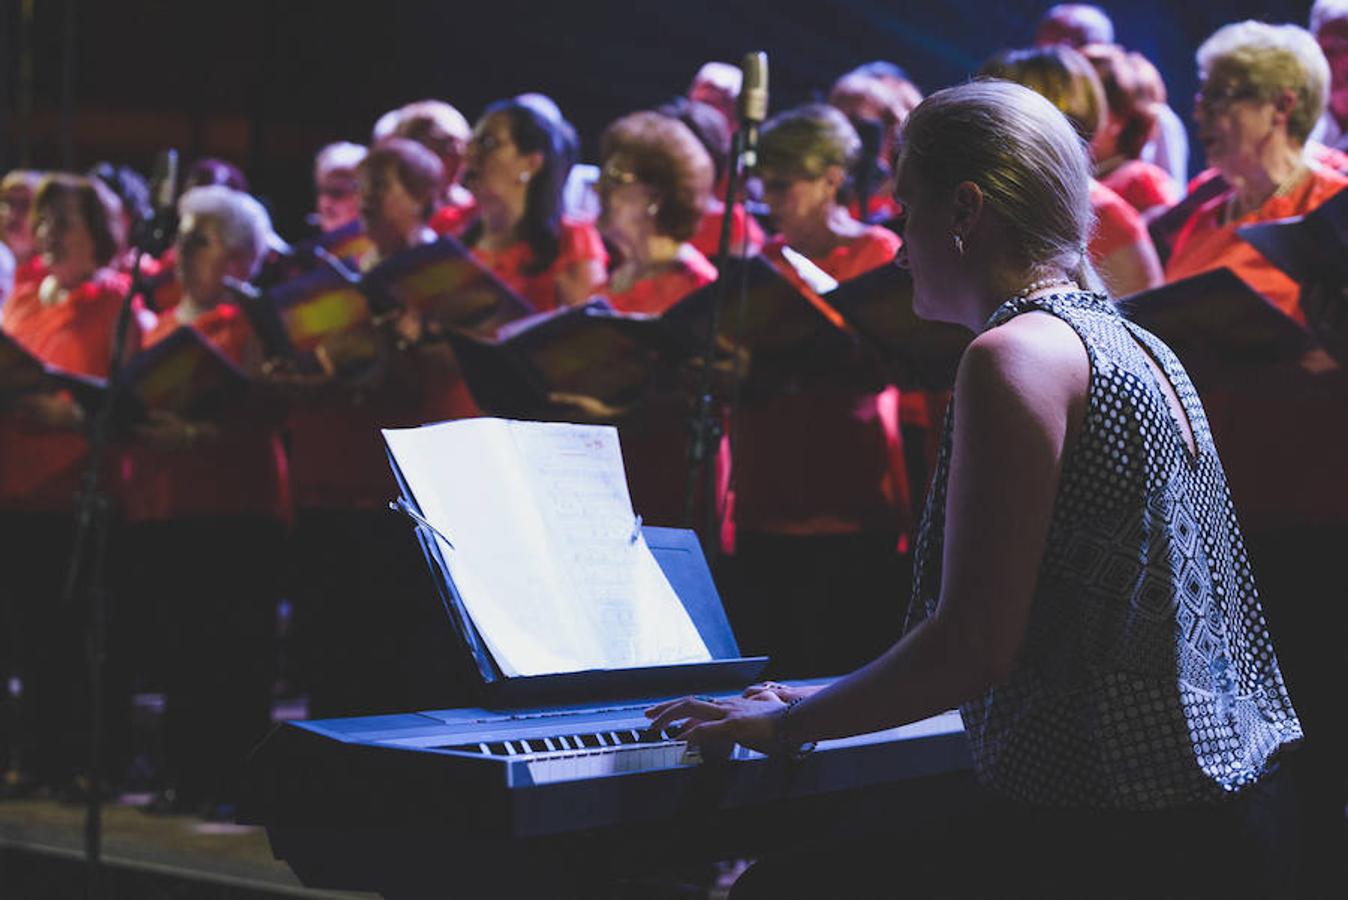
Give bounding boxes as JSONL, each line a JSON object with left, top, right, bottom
{"left": 430, "top": 194, "right": 478, "bottom": 238}
{"left": 605, "top": 248, "right": 718, "bottom": 316}
{"left": 735, "top": 226, "right": 910, "bottom": 537}
{"left": 1098, "top": 159, "right": 1177, "bottom": 215}
{"left": 118, "top": 304, "right": 290, "bottom": 523}
{"left": 469, "top": 218, "right": 607, "bottom": 313}
{"left": 690, "top": 201, "right": 765, "bottom": 261}
{"left": 1165, "top": 165, "right": 1348, "bottom": 322}
{"left": 0, "top": 267, "right": 129, "bottom": 511}
{"left": 1088, "top": 179, "right": 1150, "bottom": 262}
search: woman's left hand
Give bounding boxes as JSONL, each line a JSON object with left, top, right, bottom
{"left": 645, "top": 692, "right": 785, "bottom": 757}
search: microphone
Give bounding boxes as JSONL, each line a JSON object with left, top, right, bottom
{"left": 738, "top": 51, "right": 769, "bottom": 165}
{"left": 134, "top": 149, "right": 180, "bottom": 257}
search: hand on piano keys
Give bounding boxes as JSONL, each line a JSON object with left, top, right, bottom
{"left": 741, "top": 680, "right": 825, "bottom": 704}
{"left": 645, "top": 691, "right": 787, "bottom": 758}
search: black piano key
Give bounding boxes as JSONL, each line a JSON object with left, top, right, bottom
{"left": 579, "top": 733, "right": 600, "bottom": 749}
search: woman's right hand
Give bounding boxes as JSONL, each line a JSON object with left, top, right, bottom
{"left": 741, "top": 681, "right": 823, "bottom": 704}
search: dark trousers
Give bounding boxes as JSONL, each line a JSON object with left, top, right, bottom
{"left": 288, "top": 507, "right": 471, "bottom": 720}
{"left": 1245, "top": 524, "right": 1348, "bottom": 897}
{"left": 0, "top": 509, "right": 134, "bottom": 788}
{"left": 725, "top": 530, "right": 910, "bottom": 680}
{"left": 730, "top": 765, "right": 1300, "bottom": 899}
{"left": 120, "top": 516, "right": 281, "bottom": 805}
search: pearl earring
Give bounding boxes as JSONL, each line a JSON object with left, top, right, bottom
{"left": 952, "top": 233, "right": 965, "bottom": 256}
{"left": 647, "top": 202, "right": 659, "bottom": 217}
{"left": 518, "top": 171, "right": 530, "bottom": 184}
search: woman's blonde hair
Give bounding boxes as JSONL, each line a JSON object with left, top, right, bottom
{"left": 759, "top": 103, "right": 862, "bottom": 178}
{"left": 978, "top": 45, "right": 1107, "bottom": 143}
{"left": 1197, "top": 20, "right": 1329, "bottom": 144}
{"left": 898, "top": 80, "right": 1102, "bottom": 291}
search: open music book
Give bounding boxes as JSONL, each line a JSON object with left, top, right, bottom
{"left": 383, "top": 418, "right": 712, "bottom": 678}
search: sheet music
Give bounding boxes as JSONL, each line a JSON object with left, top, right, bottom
{"left": 779, "top": 245, "right": 840, "bottom": 294}
{"left": 383, "top": 419, "right": 711, "bottom": 677}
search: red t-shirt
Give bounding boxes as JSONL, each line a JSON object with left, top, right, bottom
{"left": 119, "top": 304, "right": 290, "bottom": 523}
{"left": 690, "top": 201, "right": 765, "bottom": 261}
{"left": 1099, "top": 160, "right": 1177, "bottom": 215}
{"left": 734, "top": 226, "right": 910, "bottom": 536}
{"left": 469, "top": 218, "right": 607, "bottom": 313}
{"left": 0, "top": 268, "right": 130, "bottom": 510}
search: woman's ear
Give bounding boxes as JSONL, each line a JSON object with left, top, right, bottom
{"left": 522, "top": 150, "right": 545, "bottom": 179}
{"left": 951, "top": 180, "right": 985, "bottom": 239}
{"left": 1270, "top": 88, "right": 1297, "bottom": 128}
{"left": 822, "top": 163, "right": 847, "bottom": 194}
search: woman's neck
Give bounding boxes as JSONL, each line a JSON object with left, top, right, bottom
{"left": 611, "top": 235, "right": 683, "bottom": 291}
{"left": 177, "top": 291, "right": 222, "bottom": 323}
{"left": 1226, "top": 142, "right": 1306, "bottom": 219}
{"left": 784, "top": 206, "right": 863, "bottom": 260}
{"left": 476, "top": 191, "right": 528, "bottom": 249}
{"left": 48, "top": 257, "right": 97, "bottom": 292}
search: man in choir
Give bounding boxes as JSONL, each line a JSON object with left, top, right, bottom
{"left": 312, "top": 141, "right": 366, "bottom": 235}
{"left": 688, "top": 61, "right": 741, "bottom": 132}
{"left": 120, "top": 185, "right": 286, "bottom": 819}
{"left": 1164, "top": 22, "right": 1348, "bottom": 887}
{"left": 460, "top": 98, "right": 606, "bottom": 311}
{"left": 1033, "top": 2, "right": 1114, "bottom": 48}
{"left": 0, "top": 174, "right": 133, "bottom": 797}
{"left": 1311, "top": 0, "right": 1348, "bottom": 151}
{"left": 979, "top": 45, "right": 1164, "bottom": 297}
{"left": 652, "top": 80, "right": 1301, "bottom": 899}
{"left": 729, "top": 103, "right": 909, "bottom": 681}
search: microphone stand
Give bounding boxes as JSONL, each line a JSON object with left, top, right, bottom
{"left": 682, "top": 126, "right": 748, "bottom": 558}
{"left": 62, "top": 229, "right": 163, "bottom": 900}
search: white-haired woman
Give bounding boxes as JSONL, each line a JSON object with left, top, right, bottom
{"left": 312, "top": 141, "right": 367, "bottom": 235}
{"left": 1168, "top": 21, "right": 1347, "bottom": 317}
{"left": 121, "top": 185, "right": 288, "bottom": 819}
{"left": 1167, "top": 22, "right": 1348, "bottom": 889}
{"left": 1310, "top": 0, "right": 1348, "bottom": 151}
{"left": 650, "top": 81, "right": 1302, "bottom": 897}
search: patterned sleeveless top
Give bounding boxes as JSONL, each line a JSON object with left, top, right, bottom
{"left": 908, "top": 291, "right": 1301, "bottom": 810}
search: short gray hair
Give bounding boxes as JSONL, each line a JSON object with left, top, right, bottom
{"left": 1311, "top": 0, "right": 1348, "bottom": 35}
{"left": 1198, "top": 20, "right": 1330, "bottom": 143}
{"left": 314, "top": 141, "right": 367, "bottom": 181}
{"left": 177, "top": 185, "right": 275, "bottom": 277}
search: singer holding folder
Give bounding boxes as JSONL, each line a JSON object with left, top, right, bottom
{"left": 652, "top": 82, "right": 1302, "bottom": 898}
{"left": 728, "top": 103, "right": 909, "bottom": 681}
{"left": 0, "top": 174, "right": 133, "bottom": 797}
{"left": 460, "top": 98, "right": 607, "bottom": 312}
{"left": 118, "top": 186, "right": 288, "bottom": 818}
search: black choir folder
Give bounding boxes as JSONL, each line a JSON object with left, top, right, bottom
{"left": 1116, "top": 267, "right": 1313, "bottom": 378}
{"left": 383, "top": 417, "right": 766, "bottom": 706}
{"left": 1237, "top": 187, "right": 1348, "bottom": 286}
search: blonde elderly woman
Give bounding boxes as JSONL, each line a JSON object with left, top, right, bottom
{"left": 1310, "top": 0, "right": 1348, "bottom": 151}
{"left": 1167, "top": 21, "right": 1347, "bottom": 317}
{"left": 121, "top": 186, "right": 288, "bottom": 819}
{"left": 650, "top": 80, "right": 1302, "bottom": 900}
{"left": 1165, "top": 22, "right": 1348, "bottom": 892}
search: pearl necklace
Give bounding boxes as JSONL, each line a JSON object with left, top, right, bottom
{"left": 1010, "top": 276, "right": 1079, "bottom": 302}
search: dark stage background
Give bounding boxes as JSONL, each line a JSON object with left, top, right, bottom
{"left": 0, "top": 0, "right": 1315, "bottom": 238}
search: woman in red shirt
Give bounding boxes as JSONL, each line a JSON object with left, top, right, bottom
{"left": 0, "top": 174, "right": 132, "bottom": 795}
{"left": 730, "top": 103, "right": 909, "bottom": 680}
{"left": 460, "top": 98, "right": 607, "bottom": 312}
{"left": 283, "top": 138, "right": 469, "bottom": 722}
{"left": 556, "top": 110, "right": 722, "bottom": 528}
{"left": 119, "top": 185, "right": 287, "bottom": 817}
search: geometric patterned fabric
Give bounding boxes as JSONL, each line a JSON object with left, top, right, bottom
{"left": 906, "top": 290, "right": 1302, "bottom": 810}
